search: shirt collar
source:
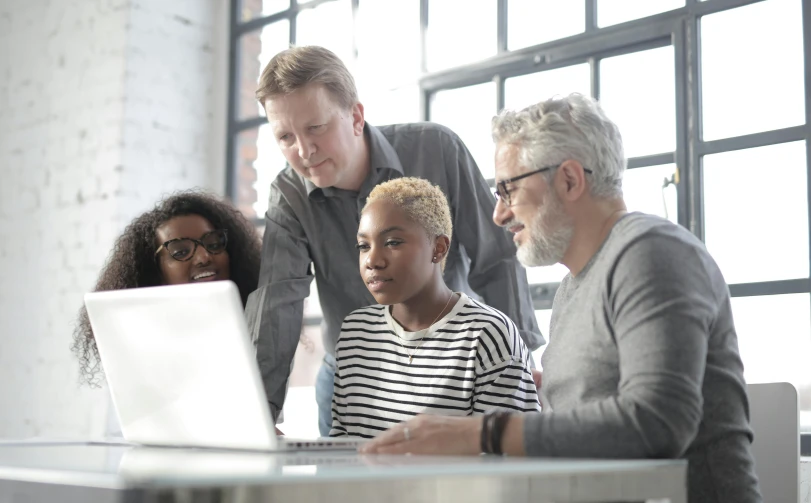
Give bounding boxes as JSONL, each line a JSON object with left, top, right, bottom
{"left": 306, "top": 123, "right": 404, "bottom": 201}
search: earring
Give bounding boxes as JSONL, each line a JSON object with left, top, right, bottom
{"left": 432, "top": 256, "right": 438, "bottom": 262}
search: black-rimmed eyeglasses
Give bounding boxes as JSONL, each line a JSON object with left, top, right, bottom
{"left": 493, "top": 164, "right": 593, "bottom": 206}
{"left": 154, "top": 229, "right": 228, "bottom": 262}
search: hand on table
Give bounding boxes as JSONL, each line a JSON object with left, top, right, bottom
{"left": 359, "top": 415, "right": 481, "bottom": 456}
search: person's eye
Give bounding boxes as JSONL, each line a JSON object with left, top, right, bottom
{"left": 171, "top": 249, "right": 191, "bottom": 259}
{"left": 355, "top": 243, "right": 370, "bottom": 251}
{"left": 278, "top": 133, "right": 292, "bottom": 144}
{"left": 308, "top": 124, "right": 325, "bottom": 132}
{"left": 386, "top": 240, "right": 403, "bottom": 247}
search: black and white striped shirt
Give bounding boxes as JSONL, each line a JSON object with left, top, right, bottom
{"left": 330, "top": 293, "right": 541, "bottom": 439}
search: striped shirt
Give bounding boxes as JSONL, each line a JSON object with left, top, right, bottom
{"left": 330, "top": 293, "right": 541, "bottom": 439}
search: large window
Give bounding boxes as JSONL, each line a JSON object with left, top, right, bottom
{"left": 228, "top": 0, "right": 421, "bottom": 221}
{"left": 228, "top": 0, "right": 811, "bottom": 437}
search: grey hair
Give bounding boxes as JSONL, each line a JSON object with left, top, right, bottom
{"left": 491, "top": 93, "right": 626, "bottom": 199}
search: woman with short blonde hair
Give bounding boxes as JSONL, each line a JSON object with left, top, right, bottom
{"left": 330, "top": 177, "right": 540, "bottom": 438}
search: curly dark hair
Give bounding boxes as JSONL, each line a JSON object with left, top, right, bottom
{"left": 71, "top": 190, "right": 262, "bottom": 387}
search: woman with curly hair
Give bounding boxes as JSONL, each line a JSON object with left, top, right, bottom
{"left": 71, "top": 190, "right": 262, "bottom": 387}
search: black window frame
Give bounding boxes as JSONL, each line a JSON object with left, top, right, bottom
{"left": 227, "top": 0, "right": 811, "bottom": 450}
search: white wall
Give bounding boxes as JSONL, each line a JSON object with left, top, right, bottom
{"left": 0, "top": 0, "right": 229, "bottom": 438}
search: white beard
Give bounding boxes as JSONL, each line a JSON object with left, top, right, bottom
{"left": 516, "top": 192, "right": 574, "bottom": 268}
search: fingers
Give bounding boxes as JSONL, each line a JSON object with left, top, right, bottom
{"left": 374, "top": 445, "right": 403, "bottom": 455}
{"left": 359, "top": 427, "right": 406, "bottom": 454}
{"left": 362, "top": 440, "right": 414, "bottom": 455}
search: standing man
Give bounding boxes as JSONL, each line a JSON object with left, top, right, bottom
{"left": 246, "top": 46, "right": 542, "bottom": 436}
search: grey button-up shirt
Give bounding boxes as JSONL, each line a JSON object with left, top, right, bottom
{"left": 245, "top": 122, "right": 543, "bottom": 419}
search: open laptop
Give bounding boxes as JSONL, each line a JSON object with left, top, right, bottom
{"left": 84, "top": 281, "right": 364, "bottom": 452}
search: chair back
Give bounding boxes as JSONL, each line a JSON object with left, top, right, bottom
{"left": 747, "top": 382, "right": 800, "bottom": 503}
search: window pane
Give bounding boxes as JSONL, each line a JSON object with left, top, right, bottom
{"left": 356, "top": 0, "right": 420, "bottom": 86}
{"left": 361, "top": 84, "right": 421, "bottom": 126}
{"left": 240, "top": 0, "right": 290, "bottom": 21}
{"left": 527, "top": 264, "right": 569, "bottom": 286}
{"left": 296, "top": 0, "right": 354, "bottom": 68}
{"left": 600, "top": 46, "right": 676, "bottom": 158}
{"left": 703, "top": 141, "right": 809, "bottom": 284}
{"left": 730, "top": 294, "right": 811, "bottom": 425}
{"left": 303, "top": 281, "right": 323, "bottom": 319}
{"left": 238, "top": 21, "right": 290, "bottom": 119}
{"left": 701, "top": 0, "right": 804, "bottom": 141}
{"left": 235, "top": 125, "right": 288, "bottom": 220}
{"left": 428, "top": 0, "right": 496, "bottom": 72}
{"left": 285, "top": 323, "right": 324, "bottom": 439}
{"left": 355, "top": 0, "right": 421, "bottom": 126}
{"left": 504, "top": 64, "right": 591, "bottom": 112}
{"left": 623, "top": 164, "right": 678, "bottom": 223}
{"left": 598, "top": 0, "right": 684, "bottom": 27}
{"left": 508, "top": 0, "right": 584, "bottom": 50}
{"left": 532, "top": 309, "right": 553, "bottom": 369}
{"left": 430, "top": 82, "right": 497, "bottom": 179}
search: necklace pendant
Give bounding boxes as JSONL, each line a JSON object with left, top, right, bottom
{"left": 408, "top": 355, "right": 413, "bottom": 364}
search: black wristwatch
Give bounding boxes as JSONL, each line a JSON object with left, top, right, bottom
{"left": 480, "top": 412, "right": 511, "bottom": 455}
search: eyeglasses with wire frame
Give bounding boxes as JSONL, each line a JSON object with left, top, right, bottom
{"left": 493, "top": 163, "right": 593, "bottom": 206}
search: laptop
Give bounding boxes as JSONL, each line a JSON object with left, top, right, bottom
{"left": 83, "top": 281, "right": 364, "bottom": 452}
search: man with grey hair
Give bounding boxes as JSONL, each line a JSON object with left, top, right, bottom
{"left": 362, "top": 93, "right": 762, "bottom": 503}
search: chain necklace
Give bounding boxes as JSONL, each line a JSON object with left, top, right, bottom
{"left": 397, "top": 291, "right": 455, "bottom": 365}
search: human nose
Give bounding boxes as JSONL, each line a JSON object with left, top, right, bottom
{"left": 297, "top": 137, "right": 315, "bottom": 160}
{"left": 364, "top": 244, "right": 386, "bottom": 269}
{"left": 192, "top": 242, "right": 212, "bottom": 265}
{"left": 493, "top": 196, "right": 513, "bottom": 228}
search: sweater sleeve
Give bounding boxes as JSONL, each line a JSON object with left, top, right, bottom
{"left": 524, "top": 234, "right": 715, "bottom": 458}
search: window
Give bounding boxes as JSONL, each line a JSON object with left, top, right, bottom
{"left": 732, "top": 294, "right": 811, "bottom": 386}
{"left": 427, "top": 0, "right": 496, "bottom": 72}
{"left": 504, "top": 64, "right": 591, "bottom": 111}
{"left": 240, "top": 0, "right": 289, "bottom": 20}
{"left": 296, "top": 1, "right": 354, "bottom": 67}
{"left": 508, "top": 1, "right": 584, "bottom": 50}
{"left": 247, "top": 125, "right": 288, "bottom": 218}
{"left": 597, "top": 0, "right": 685, "bottom": 27}
{"left": 599, "top": 46, "right": 676, "bottom": 158}
{"left": 701, "top": 0, "right": 804, "bottom": 141}
{"left": 703, "top": 142, "right": 809, "bottom": 284}
{"left": 624, "top": 164, "right": 678, "bottom": 222}
{"left": 355, "top": 0, "right": 421, "bottom": 126}
{"left": 228, "top": 0, "right": 811, "bottom": 434}
{"left": 430, "top": 82, "right": 498, "bottom": 179}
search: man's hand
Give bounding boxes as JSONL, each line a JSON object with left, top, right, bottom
{"left": 359, "top": 415, "right": 482, "bottom": 456}
{"left": 531, "top": 369, "right": 542, "bottom": 390}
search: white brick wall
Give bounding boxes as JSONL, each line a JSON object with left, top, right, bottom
{"left": 0, "top": 0, "right": 228, "bottom": 438}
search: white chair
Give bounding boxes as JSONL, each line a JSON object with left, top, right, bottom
{"left": 747, "top": 382, "right": 800, "bottom": 503}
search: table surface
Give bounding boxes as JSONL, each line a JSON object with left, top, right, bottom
{"left": 0, "top": 441, "right": 684, "bottom": 490}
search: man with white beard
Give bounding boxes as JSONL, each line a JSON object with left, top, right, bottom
{"left": 361, "top": 94, "right": 763, "bottom": 503}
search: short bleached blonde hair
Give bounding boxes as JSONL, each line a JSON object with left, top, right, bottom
{"left": 364, "top": 177, "right": 453, "bottom": 269}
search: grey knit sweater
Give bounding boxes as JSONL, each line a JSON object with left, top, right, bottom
{"left": 524, "top": 213, "right": 762, "bottom": 503}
